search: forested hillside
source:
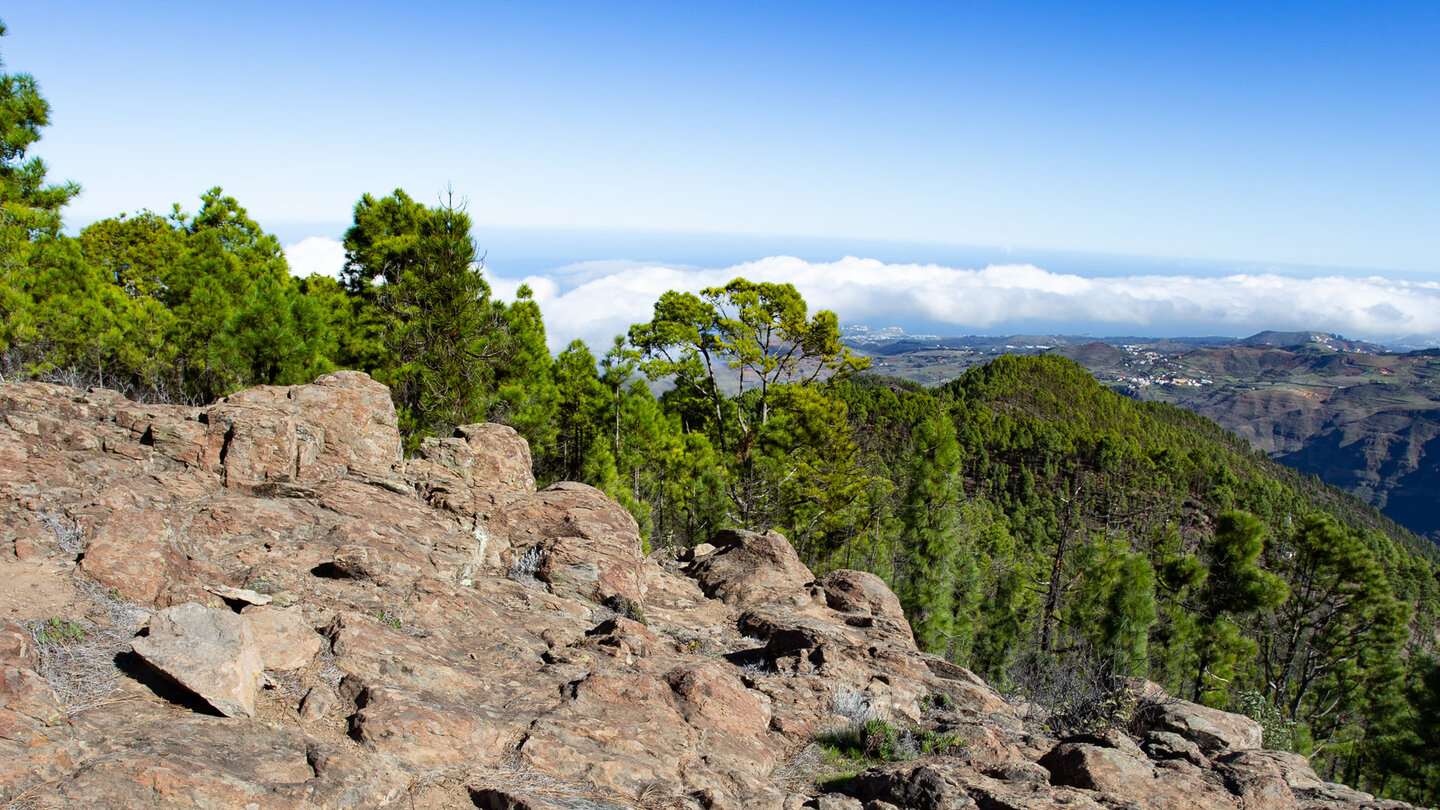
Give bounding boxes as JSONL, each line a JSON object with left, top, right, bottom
{"left": 4, "top": 21, "right": 1440, "bottom": 804}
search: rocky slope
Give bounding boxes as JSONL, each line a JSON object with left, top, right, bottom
{"left": 0, "top": 372, "right": 1416, "bottom": 809}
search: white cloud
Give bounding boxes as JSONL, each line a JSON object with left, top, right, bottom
{"left": 483, "top": 256, "right": 1440, "bottom": 354}
{"left": 284, "top": 237, "right": 346, "bottom": 280}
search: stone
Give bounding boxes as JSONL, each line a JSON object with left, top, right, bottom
{"left": 1040, "top": 741, "right": 1155, "bottom": 794}
{"left": 206, "top": 584, "right": 272, "bottom": 605}
{"left": 79, "top": 508, "right": 187, "bottom": 606}
{"left": 690, "top": 529, "right": 814, "bottom": 608}
{"left": 502, "top": 482, "right": 645, "bottom": 606}
{"left": 0, "top": 664, "right": 63, "bottom": 742}
{"left": 853, "top": 762, "right": 979, "bottom": 810}
{"left": 1130, "top": 682, "right": 1264, "bottom": 754}
{"left": 1142, "top": 729, "right": 1208, "bottom": 767}
{"left": 242, "top": 606, "right": 321, "bottom": 671}
{"left": 299, "top": 684, "right": 336, "bottom": 722}
{"left": 665, "top": 660, "right": 771, "bottom": 738}
{"left": 131, "top": 602, "right": 265, "bottom": 718}
{"left": 455, "top": 423, "right": 537, "bottom": 493}
{"left": 586, "top": 616, "right": 664, "bottom": 659}
{"left": 0, "top": 620, "right": 38, "bottom": 670}
{"left": 203, "top": 370, "right": 403, "bottom": 489}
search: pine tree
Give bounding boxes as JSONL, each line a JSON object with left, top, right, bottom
{"left": 899, "top": 412, "right": 962, "bottom": 654}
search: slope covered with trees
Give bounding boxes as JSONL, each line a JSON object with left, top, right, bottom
{"left": 4, "top": 19, "right": 1440, "bottom": 803}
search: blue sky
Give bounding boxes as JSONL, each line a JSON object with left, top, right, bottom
{"left": 6, "top": 2, "right": 1440, "bottom": 348}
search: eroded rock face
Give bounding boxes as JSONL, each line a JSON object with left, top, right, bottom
{"left": 502, "top": 481, "right": 645, "bottom": 607}
{"left": 0, "top": 374, "right": 1417, "bottom": 810}
{"left": 205, "top": 370, "right": 404, "bottom": 489}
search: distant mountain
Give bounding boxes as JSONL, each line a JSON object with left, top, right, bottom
{"left": 846, "top": 330, "right": 1440, "bottom": 542}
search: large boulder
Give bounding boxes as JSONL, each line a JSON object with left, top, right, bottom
{"left": 417, "top": 422, "right": 536, "bottom": 494}
{"left": 689, "top": 529, "right": 814, "bottom": 608}
{"left": 131, "top": 603, "right": 265, "bottom": 718}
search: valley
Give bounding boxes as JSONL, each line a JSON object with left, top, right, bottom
{"left": 847, "top": 329, "right": 1440, "bottom": 542}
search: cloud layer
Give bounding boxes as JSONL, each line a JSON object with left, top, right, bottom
{"left": 282, "top": 237, "right": 1440, "bottom": 353}
{"left": 492, "top": 256, "right": 1440, "bottom": 353}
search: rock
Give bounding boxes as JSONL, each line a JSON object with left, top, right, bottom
{"left": 1215, "top": 750, "right": 1301, "bottom": 810}
{"left": 586, "top": 616, "right": 664, "bottom": 659}
{"left": 1062, "top": 727, "right": 1146, "bottom": 759}
{"left": 502, "top": 482, "right": 645, "bottom": 606}
{"left": 472, "top": 788, "right": 637, "bottom": 809}
{"left": 690, "top": 529, "right": 814, "bottom": 608}
{"left": 242, "top": 606, "right": 321, "bottom": 671}
{"left": 1040, "top": 740, "right": 1238, "bottom": 810}
{"left": 298, "top": 684, "right": 336, "bottom": 722}
{"left": 131, "top": 602, "right": 265, "bottom": 718}
{"left": 1130, "top": 681, "right": 1264, "bottom": 754}
{"left": 666, "top": 660, "right": 771, "bottom": 738}
{"left": 1040, "top": 741, "right": 1155, "bottom": 794}
{"left": 348, "top": 683, "right": 505, "bottom": 769}
{"left": 0, "top": 620, "right": 38, "bottom": 670}
{"left": 1142, "top": 729, "right": 1208, "bottom": 767}
{"left": 980, "top": 761, "right": 1051, "bottom": 783}
{"left": 207, "top": 584, "right": 272, "bottom": 605}
{"left": 454, "top": 423, "right": 537, "bottom": 493}
{"left": 203, "top": 370, "right": 403, "bottom": 489}
{"left": 79, "top": 508, "right": 188, "bottom": 606}
{"left": 0, "top": 664, "right": 63, "bottom": 741}
{"left": 853, "top": 762, "right": 979, "bottom": 810}
{"left": 818, "top": 569, "right": 905, "bottom": 623}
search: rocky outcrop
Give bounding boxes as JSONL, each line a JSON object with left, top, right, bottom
{"left": 0, "top": 373, "right": 1415, "bottom": 809}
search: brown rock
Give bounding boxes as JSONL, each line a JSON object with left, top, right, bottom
{"left": 1040, "top": 741, "right": 1155, "bottom": 794}
{"left": 690, "top": 529, "right": 814, "bottom": 608}
{"left": 0, "top": 664, "right": 63, "bottom": 741}
{"left": 299, "top": 684, "right": 336, "bottom": 722}
{"left": 80, "top": 509, "right": 187, "bottom": 606}
{"left": 204, "top": 370, "right": 403, "bottom": 489}
{"left": 0, "top": 620, "right": 37, "bottom": 670}
{"left": 131, "top": 602, "right": 265, "bottom": 718}
{"left": 666, "top": 660, "right": 771, "bottom": 738}
{"left": 1215, "top": 750, "right": 1301, "bottom": 810}
{"left": 503, "top": 482, "right": 644, "bottom": 606}
{"left": 348, "top": 683, "right": 505, "bottom": 768}
{"left": 1041, "top": 740, "right": 1238, "bottom": 810}
{"left": 472, "top": 788, "right": 636, "bottom": 810}
{"left": 1142, "top": 729, "right": 1208, "bottom": 767}
{"left": 419, "top": 422, "right": 536, "bottom": 493}
{"left": 853, "top": 762, "right": 979, "bottom": 810}
{"left": 1130, "top": 683, "right": 1264, "bottom": 755}
{"left": 818, "top": 569, "right": 907, "bottom": 625}
{"left": 242, "top": 606, "right": 321, "bottom": 671}
{"left": 587, "top": 616, "right": 664, "bottom": 659}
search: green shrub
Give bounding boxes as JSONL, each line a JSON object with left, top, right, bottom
{"left": 35, "top": 617, "right": 86, "bottom": 645}
{"left": 816, "top": 717, "right": 963, "bottom": 766}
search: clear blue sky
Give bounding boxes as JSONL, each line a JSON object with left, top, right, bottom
{"left": 8, "top": 1, "right": 1437, "bottom": 272}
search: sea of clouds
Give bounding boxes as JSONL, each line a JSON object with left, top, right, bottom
{"left": 286, "top": 238, "right": 1440, "bottom": 354}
